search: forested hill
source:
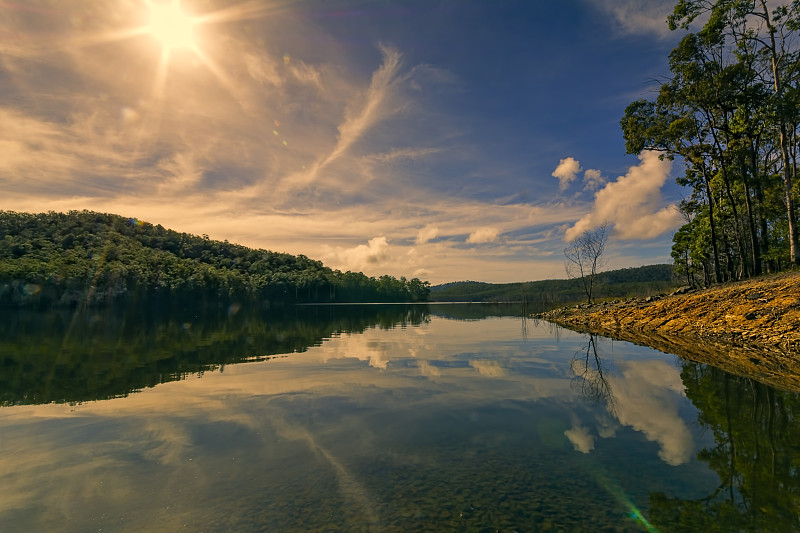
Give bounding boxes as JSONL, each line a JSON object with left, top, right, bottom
{"left": 0, "top": 211, "right": 430, "bottom": 307}
{"left": 430, "top": 264, "right": 678, "bottom": 304}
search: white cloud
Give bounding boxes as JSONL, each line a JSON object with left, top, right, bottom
{"left": 564, "top": 423, "right": 595, "bottom": 453}
{"left": 415, "top": 225, "right": 439, "bottom": 245}
{"left": 552, "top": 157, "right": 582, "bottom": 190}
{"left": 583, "top": 168, "right": 606, "bottom": 191}
{"left": 277, "top": 45, "right": 407, "bottom": 192}
{"left": 466, "top": 227, "right": 499, "bottom": 244}
{"left": 470, "top": 359, "right": 506, "bottom": 377}
{"left": 323, "top": 236, "right": 391, "bottom": 272}
{"left": 609, "top": 360, "right": 693, "bottom": 466}
{"left": 566, "top": 150, "right": 682, "bottom": 241}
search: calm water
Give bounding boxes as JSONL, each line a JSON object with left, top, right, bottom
{"left": 1, "top": 303, "right": 798, "bottom": 532}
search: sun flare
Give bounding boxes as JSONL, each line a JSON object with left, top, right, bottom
{"left": 146, "top": 0, "right": 197, "bottom": 51}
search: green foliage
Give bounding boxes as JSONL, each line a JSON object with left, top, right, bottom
{"left": 0, "top": 210, "right": 430, "bottom": 307}
{"left": 430, "top": 265, "right": 679, "bottom": 305}
{"left": 624, "top": 0, "right": 800, "bottom": 282}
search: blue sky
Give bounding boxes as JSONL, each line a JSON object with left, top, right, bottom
{"left": 0, "top": 0, "right": 695, "bottom": 283}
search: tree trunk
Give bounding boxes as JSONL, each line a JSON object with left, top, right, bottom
{"left": 760, "top": 0, "right": 800, "bottom": 265}
{"left": 703, "top": 167, "right": 723, "bottom": 283}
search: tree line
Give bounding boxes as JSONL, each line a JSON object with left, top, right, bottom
{"left": 622, "top": 0, "right": 800, "bottom": 287}
{"left": 430, "top": 264, "right": 678, "bottom": 304}
{"left": 0, "top": 210, "right": 430, "bottom": 307}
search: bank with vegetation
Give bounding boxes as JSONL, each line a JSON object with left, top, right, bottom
{"left": 0, "top": 210, "right": 430, "bottom": 307}
{"left": 536, "top": 271, "right": 800, "bottom": 391}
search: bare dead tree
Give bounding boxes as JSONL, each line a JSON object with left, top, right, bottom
{"left": 570, "top": 334, "right": 617, "bottom": 416}
{"left": 564, "top": 223, "right": 609, "bottom": 304}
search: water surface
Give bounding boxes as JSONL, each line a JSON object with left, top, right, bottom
{"left": 1, "top": 304, "right": 797, "bottom": 532}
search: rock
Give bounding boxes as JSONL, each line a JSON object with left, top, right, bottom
{"left": 746, "top": 291, "right": 764, "bottom": 300}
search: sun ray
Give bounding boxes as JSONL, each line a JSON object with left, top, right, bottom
{"left": 192, "top": 1, "right": 286, "bottom": 25}
{"left": 192, "top": 47, "right": 250, "bottom": 110}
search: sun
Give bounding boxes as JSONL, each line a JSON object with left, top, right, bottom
{"left": 145, "top": 0, "right": 197, "bottom": 51}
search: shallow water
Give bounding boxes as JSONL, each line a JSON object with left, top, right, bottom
{"left": 1, "top": 304, "right": 798, "bottom": 532}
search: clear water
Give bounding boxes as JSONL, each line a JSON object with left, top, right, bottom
{"left": 0, "top": 304, "right": 798, "bottom": 532}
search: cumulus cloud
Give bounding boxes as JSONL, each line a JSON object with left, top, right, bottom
{"left": 552, "top": 157, "right": 582, "bottom": 190}
{"left": 565, "top": 150, "right": 682, "bottom": 241}
{"left": 324, "top": 236, "right": 391, "bottom": 272}
{"left": 564, "top": 423, "right": 595, "bottom": 453}
{"left": 582, "top": 168, "right": 606, "bottom": 191}
{"left": 610, "top": 360, "right": 693, "bottom": 466}
{"left": 466, "top": 227, "right": 500, "bottom": 244}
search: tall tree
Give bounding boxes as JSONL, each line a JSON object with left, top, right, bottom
{"left": 670, "top": 0, "right": 800, "bottom": 265}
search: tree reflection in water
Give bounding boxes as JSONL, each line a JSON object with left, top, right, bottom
{"left": 570, "top": 334, "right": 617, "bottom": 416}
{"left": 649, "top": 364, "right": 800, "bottom": 532}
{"left": 0, "top": 303, "right": 430, "bottom": 406}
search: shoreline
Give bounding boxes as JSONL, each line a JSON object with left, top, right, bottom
{"left": 533, "top": 271, "right": 800, "bottom": 392}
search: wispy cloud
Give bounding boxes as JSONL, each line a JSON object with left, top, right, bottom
{"left": 277, "top": 45, "right": 408, "bottom": 193}
{"left": 586, "top": 0, "right": 675, "bottom": 39}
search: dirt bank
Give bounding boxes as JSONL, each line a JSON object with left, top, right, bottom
{"left": 534, "top": 271, "right": 800, "bottom": 392}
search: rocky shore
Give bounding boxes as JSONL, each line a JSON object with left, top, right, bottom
{"left": 534, "top": 271, "right": 800, "bottom": 392}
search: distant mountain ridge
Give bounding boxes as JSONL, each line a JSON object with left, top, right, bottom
{"left": 430, "top": 264, "right": 679, "bottom": 304}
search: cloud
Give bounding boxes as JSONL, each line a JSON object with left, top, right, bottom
{"left": 566, "top": 150, "right": 682, "bottom": 241}
{"left": 552, "top": 157, "right": 582, "bottom": 190}
{"left": 609, "top": 360, "right": 693, "bottom": 466}
{"left": 466, "top": 227, "right": 499, "bottom": 244}
{"left": 415, "top": 225, "right": 439, "bottom": 245}
{"left": 582, "top": 169, "right": 606, "bottom": 191}
{"left": 323, "top": 236, "right": 391, "bottom": 272}
{"left": 587, "top": 0, "right": 675, "bottom": 38}
{"left": 564, "top": 423, "right": 595, "bottom": 453}
{"left": 470, "top": 359, "right": 506, "bottom": 377}
{"left": 278, "top": 45, "right": 408, "bottom": 192}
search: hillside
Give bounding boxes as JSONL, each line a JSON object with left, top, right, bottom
{"left": 0, "top": 211, "right": 430, "bottom": 307}
{"left": 430, "top": 264, "right": 679, "bottom": 304}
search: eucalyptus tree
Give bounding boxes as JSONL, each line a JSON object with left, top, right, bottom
{"left": 669, "top": 0, "right": 800, "bottom": 265}
{"left": 623, "top": 0, "right": 800, "bottom": 281}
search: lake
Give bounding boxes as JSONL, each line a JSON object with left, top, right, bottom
{"left": 1, "top": 303, "right": 798, "bottom": 532}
